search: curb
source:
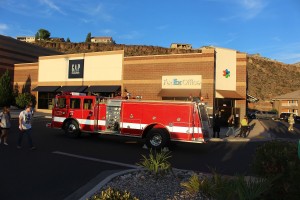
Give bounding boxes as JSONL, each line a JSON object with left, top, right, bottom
{"left": 78, "top": 169, "right": 139, "bottom": 200}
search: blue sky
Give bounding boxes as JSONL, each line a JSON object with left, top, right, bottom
{"left": 0, "top": 0, "right": 299, "bottom": 64}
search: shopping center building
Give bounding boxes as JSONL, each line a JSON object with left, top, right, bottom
{"left": 13, "top": 46, "right": 247, "bottom": 124}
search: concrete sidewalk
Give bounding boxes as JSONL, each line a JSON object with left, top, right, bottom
{"left": 209, "top": 119, "right": 272, "bottom": 142}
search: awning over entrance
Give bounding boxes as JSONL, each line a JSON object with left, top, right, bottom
{"left": 84, "top": 86, "right": 121, "bottom": 93}
{"left": 32, "top": 86, "right": 61, "bottom": 92}
{"left": 158, "top": 89, "right": 201, "bottom": 97}
{"left": 216, "top": 90, "right": 244, "bottom": 99}
{"left": 56, "top": 86, "right": 88, "bottom": 93}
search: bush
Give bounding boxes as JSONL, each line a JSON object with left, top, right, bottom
{"left": 137, "top": 149, "right": 172, "bottom": 177}
{"left": 90, "top": 187, "right": 138, "bottom": 200}
{"left": 180, "top": 173, "right": 201, "bottom": 195}
{"left": 252, "top": 140, "right": 300, "bottom": 199}
{"left": 15, "top": 93, "right": 35, "bottom": 109}
{"left": 181, "top": 172, "right": 270, "bottom": 200}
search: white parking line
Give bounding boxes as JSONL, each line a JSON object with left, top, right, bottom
{"left": 52, "top": 151, "right": 140, "bottom": 169}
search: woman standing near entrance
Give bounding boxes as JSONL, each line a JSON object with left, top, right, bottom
{"left": 213, "top": 113, "right": 221, "bottom": 138}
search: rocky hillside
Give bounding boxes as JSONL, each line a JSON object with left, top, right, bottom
{"left": 247, "top": 55, "right": 300, "bottom": 101}
{"left": 33, "top": 41, "right": 300, "bottom": 110}
{"left": 34, "top": 41, "right": 201, "bottom": 56}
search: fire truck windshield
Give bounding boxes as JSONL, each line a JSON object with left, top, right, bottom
{"left": 56, "top": 97, "right": 66, "bottom": 108}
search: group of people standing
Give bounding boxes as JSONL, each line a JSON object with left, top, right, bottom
{"left": 0, "top": 104, "right": 35, "bottom": 150}
{"left": 213, "top": 113, "right": 249, "bottom": 138}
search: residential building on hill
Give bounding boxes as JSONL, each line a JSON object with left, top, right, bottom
{"left": 16, "top": 36, "right": 35, "bottom": 43}
{"left": 170, "top": 43, "right": 192, "bottom": 50}
{"left": 50, "top": 37, "right": 65, "bottom": 42}
{"left": 272, "top": 90, "right": 300, "bottom": 115}
{"left": 91, "top": 36, "right": 114, "bottom": 44}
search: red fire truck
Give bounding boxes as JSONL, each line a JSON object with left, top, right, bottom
{"left": 47, "top": 92, "right": 209, "bottom": 149}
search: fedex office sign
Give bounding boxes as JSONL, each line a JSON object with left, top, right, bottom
{"left": 68, "top": 59, "right": 84, "bottom": 78}
{"left": 162, "top": 75, "right": 202, "bottom": 89}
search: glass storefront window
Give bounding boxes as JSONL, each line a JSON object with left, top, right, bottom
{"left": 38, "top": 92, "right": 57, "bottom": 109}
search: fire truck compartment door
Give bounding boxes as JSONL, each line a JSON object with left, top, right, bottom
{"left": 121, "top": 119, "right": 142, "bottom": 135}
{"left": 170, "top": 122, "right": 191, "bottom": 133}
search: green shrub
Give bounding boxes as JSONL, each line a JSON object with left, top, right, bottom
{"left": 180, "top": 173, "right": 201, "bottom": 195}
{"left": 15, "top": 93, "right": 35, "bottom": 108}
{"left": 137, "top": 149, "right": 172, "bottom": 177}
{"left": 90, "top": 187, "right": 138, "bottom": 200}
{"left": 233, "top": 176, "right": 271, "bottom": 200}
{"left": 181, "top": 172, "right": 270, "bottom": 200}
{"left": 252, "top": 140, "right": 300, "bottom": 199}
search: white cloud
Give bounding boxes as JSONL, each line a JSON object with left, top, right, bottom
{"left": 100, "top": 29, "right": 116, "bottom": 35}
{"left": 220, "top": 0, "right": 268, "bottom": 21}
{"left": 0, "top": 23, "right": 9, "bottom": 34}
{"left": 63, "top": 2, "right": 113, "bottom": 22}
{"left": 39, "top": 0, "right": 66, "bottom": 15}
{"left": 118, "top": 31, "right": 140, "bottom": 40}
{"left": 238, "top": 0, "right": 267, "bottom": 19}
{"left": 276, "top": 53, "right": 300, "bottom": 64}
{"left": 156, "top": 25, "right": 169, "bottom": 30}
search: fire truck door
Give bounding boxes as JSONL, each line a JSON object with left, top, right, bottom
{"left": 81, "top": 98, "right": 95, "bottom": 132}
{"left": 52, "top": 97, "right": 68, "bottom": 128}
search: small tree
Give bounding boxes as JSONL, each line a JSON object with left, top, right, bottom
{"left": 0, "top": 70, "right": 13, "bottom": 107}
{"left": 85, "top": 32, "right": 91, "bottom": 42}
{"left": 15, "top": 93, "right": 33, "bottom": 109}
{"left": 35, "top": 32, "right": 39, "bottom": 41}
{"left": 66, "top": 37, "right": 70, "bottom": 42}
{"left": 38, "top": 28, "right": 51, "bottom": 40}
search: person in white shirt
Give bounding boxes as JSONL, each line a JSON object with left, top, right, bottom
{"left": 18, "top": 104, "right": 36, "bottom": 150}
{"left": 0, "top": 106, "right": 11, "bottom": 145}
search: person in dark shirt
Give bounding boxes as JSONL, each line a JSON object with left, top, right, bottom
{"left": 213, "top": 113, "right": 221, "bottom": 138}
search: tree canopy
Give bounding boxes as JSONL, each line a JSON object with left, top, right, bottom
{"left": 0, "top": 70, "right": 13, "bottom": 106}
{"left": 36, "top": 29, "right": 51, "bottom": 40}
{"left": 85, "top": 32, "right": 91, "bottom": 42}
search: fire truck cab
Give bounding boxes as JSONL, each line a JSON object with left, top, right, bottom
{"left": 48, "top": 92, "right": 208, "bottom": 149}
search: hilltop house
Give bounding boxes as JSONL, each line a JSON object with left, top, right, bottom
{"left": 272, "top": 90, "right": 300, "bottom": 115}
{"left": 170, "top": 43, "right": 192, "bottom": 50}
{"left": 16, "top": 36, "right": 35, "bottom": 43}
{"left": 91, "top": 36, "right": 114, "bottom": 44}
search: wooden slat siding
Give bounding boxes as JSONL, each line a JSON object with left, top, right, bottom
{"left": 123, "top": 51, "right": 215, "bottom": 104}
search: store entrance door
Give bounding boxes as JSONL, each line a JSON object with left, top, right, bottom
{"left": 216, "top": 99, "right": 235, "bottom": 126}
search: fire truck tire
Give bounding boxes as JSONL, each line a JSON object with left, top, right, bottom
{"left": 64, "top": 120, "right": 81, "bottom": 137}
{"left": 145, "top": 128, "right": 169, "bottom": 149}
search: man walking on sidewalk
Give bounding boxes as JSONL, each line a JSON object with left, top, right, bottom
{"left": 18, "top": 104, "right": 36, "bottom": 150}
{"left": 225, "top": 114, "right": 235, "bottom": 137}
{"left": 236, "top": 115, "right": 249, "bottom": 138}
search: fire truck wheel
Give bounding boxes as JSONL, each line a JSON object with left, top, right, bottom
{"left": 146, "top": 128, "right": 169, "bottom": 149}
{"left": 64, "top": 120, "right": 81, "bottom": 137}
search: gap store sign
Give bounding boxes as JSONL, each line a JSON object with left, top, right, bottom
{"left": 162, "top": 75, "right": 202, "bottom": 89}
